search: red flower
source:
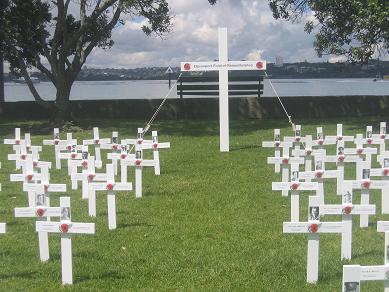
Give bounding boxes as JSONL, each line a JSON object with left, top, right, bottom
{"left": 291, "top": 183, "right": 299, "bottom": 190}
{"left": 362, "top": 181, "right": 370, "bottom": 189}
{"left": 282, "top": 158, "right": 289, "bottom": 164}
{"left": 107, "top": 183, "right": 114, "bottom": 191}
{"left": 36, "top": 208, "right": 45, "bottom": 217}
{"left": 60, "top": 223, "right": 69, "bottom": 233}
{"left": 184, "top": 63, "right": 191, "bottom": 70}
{"left": 343, "top": 206, "right": 352, "bottom": 215}
{"left": 309, "top": 223, "right": 318, "bottom": 233}
{"left": 383, "top": 168, "right": 389, "bottom": 176}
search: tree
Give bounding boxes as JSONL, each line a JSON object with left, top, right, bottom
{"left": 268, "top": 0, "right": 389, "bottom": 63}
{"left": 0, "top": 0, "right": 215, "bottom": 123}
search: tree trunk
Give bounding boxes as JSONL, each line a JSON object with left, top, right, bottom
{"left": 53, "top": 81, "right": 72, "bottom": 125}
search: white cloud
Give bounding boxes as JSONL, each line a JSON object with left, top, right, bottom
{"left": 9, "top": 0, "right": 373, "bottom": 71}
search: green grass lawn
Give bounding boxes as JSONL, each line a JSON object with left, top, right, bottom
{"left": 0, "top": 117, "right": 388, "bottom": 291}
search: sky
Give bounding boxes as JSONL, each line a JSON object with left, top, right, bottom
{"left": 84, "top": 0, "right": 337, "bottom": 69}
{"left": 4, "top": 0, "right": 386, "bottom": 72}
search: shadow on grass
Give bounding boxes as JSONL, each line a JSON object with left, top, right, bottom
{"left": 117, "top": 222, "right": 155, "bottom": 229}
{"left": 0, "top": 270, "right": 38, "bottom": 280}
{"left": 76, "top": 270, "right": 126, "bottom": 283}
{"left": 229, "top": 145, "right": 261, "bottom": 152}
{"left": 0, "top": 116, "right": 387, "bottom": 142}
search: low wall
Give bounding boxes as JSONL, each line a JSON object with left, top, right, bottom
{"left": 1, "top": 95, "right": 388, "bottom": 120}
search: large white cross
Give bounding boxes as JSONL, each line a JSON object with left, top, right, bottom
{"left": 283, "top": 195, "right": 345, "bottom": 284}
{"left": 35, "top": 197, "right": 95, "bottom": 285}
{"left": 181, "top": 27, "right": 266, "bottom": 152}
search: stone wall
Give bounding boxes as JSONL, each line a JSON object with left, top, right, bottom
{"left": 1, "top": 95, "right": 388, "bottom": 120}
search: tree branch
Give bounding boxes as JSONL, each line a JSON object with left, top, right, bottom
{"left": 16, "top": 54, "right": 51, "bottom": 108}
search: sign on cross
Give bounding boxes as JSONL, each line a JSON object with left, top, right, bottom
{"left": 343, "top": 264, "right": 389, "bottom": 292}
{"left": 88, "top": 164, "right": 132, "bottom": 229}
{"left": 181, "top": 27, "right": 266, "bottom": 152}
{"left": 35, "top": 197, "right": 95, "bottom": 285}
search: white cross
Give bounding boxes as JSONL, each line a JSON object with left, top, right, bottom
{"left": 319, "top": 181, "right": 375, "bottom": 260}
{"left": 15, "top": 195, "right": 62, "bottom": 262}
{"left": 0, "top": 223, "right": 5, "bottom": 234}
{"left": 272, "top": 161, "right": 318, "bottom": 221}
{"left": 23, "top": 164, "right": 66, "bottom": 207}
{"left": 120, "top": 143, "right": 156, "bottom": 198}
{"left": 321, "top": 139, "right": 362, "bottom": 195}
{"left": 35, "top": 197, "right": 95, "bottom": 285}
{"left": 312, "top": 127, "right": 337, "bottom": 148}
{"left": 107, "top": 144, "right": 133, "bottom": 178}
{"left": 141, "top": 131, "right": 170, "bottom": 175}
{"left": 267, "top": 142, "right": 304, "bottom": 197}
{"left": 299, "top": 151, "right": 339, "bottom": 204}
{"left": 123, "top": 127, "right": 145, "bottom": 146}
{"left": 181, "top": 27, "right": 266, "bottom": 152}
{"left": 348, "top": 161, "right": 389, "bottom": 227}
{"left": 283, "top": 196, "right": 345, "bottom": 284}
{"left": 291, "top": 135, "right": 323, "bottom": 181}
{"left": 344, "top": 134, "right": 377, "bottom": 181}
{"left": 262, "top": 129, "right": 282, "bottom": 173}
{"left": 373, "top": 122, "right": 388, "bottom": 155}
{"left": 3, "top": 128, "right": 21, "bottom": 145}
{"left": 71, "top": 156, "right": 107, "bottom": 200}
{"left": 88, "top": 164, "right": 132, "bottom": 229}
{"left": 325, "top": 124, "right": 354, "bottom": 145}
{"left": 83, "top": 127, "right": 110, "bottom": 165}
{"left": 70, "top": 146, "right": 103, "bottom": 190}
{"left": 343, "top": 264, "right": 389, "bottom": 292}
{"left": 10, "top": 154, "right": 44, "bottom": 185}
{"left": 283, "top": 125, "right": 307, "bottom": 157}
{"left": 54, "top": 133, "right": 78, "bottom": 170}
{"left": 100, "top": 131, "right": 120, "bottom": 175}
{"left": 370, "top": 160, "right": 389, "bottom": 214}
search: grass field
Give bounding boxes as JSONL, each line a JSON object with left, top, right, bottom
{"left": 0, "top": 117, "right": 388, "bottom": 291}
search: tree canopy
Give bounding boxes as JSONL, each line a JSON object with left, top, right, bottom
{"left": 0, "top": 0, "right": 216, "bottom": 122}
{"left": 269, "top": 0, "right": 389, "bottom": 62}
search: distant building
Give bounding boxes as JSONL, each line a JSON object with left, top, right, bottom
{"left": 275, "top": 57, "right": 284, "bottom": 67}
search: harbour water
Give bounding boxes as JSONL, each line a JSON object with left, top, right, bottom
{"left": 4, "top": 78, "right": 389, "bottom": 102}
